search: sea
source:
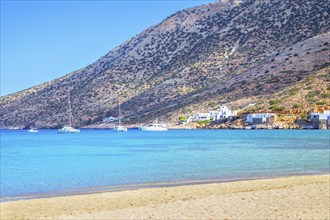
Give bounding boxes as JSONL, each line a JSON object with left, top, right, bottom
{"left": 1, "top": 129, "right": 329, "bottom": 201}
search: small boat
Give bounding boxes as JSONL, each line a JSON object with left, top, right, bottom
{"left": 58, "top": 125, "right": 80, "bottom": 133}
{"left": 113, "top": 101, "right": 128, "bottom": 132}
{"left": 58, "top": 89, "right": 80, "bottom": 134}
{"left": 243, "top": 126, "right": 252, "bottom": 130}
{"left": 113, "top": 125, "right": 128, "bottom": 132}
{"left": 27, "top": 128, "right": 38, "bottom": 133}
{"left": 140, "top": 119, "right": 168, "bottom": 131}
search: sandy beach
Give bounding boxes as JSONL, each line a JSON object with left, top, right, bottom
{"left": 1, "top": 175, "right": 329, "bottom": 220}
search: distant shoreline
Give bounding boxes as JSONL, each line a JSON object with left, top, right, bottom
{"left": 1, "top": 174, "right": 329, "bottom": 219}
{"left": 0, "top": 126, "right": 327, "bottom": 130}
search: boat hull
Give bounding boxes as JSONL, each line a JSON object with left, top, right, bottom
{"left": 58, "top": 126, "right": 80, "bottom": 134}
{"left": 113, "top": 126, "right": 128, "bottom": 132}
{"left": 140, "top": 127, "right": 168, "bottom": 131}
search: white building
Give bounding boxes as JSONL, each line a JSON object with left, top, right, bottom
{"left": 209, "top": 111, "right": 218, "bottom": 121}
{"left": 309, "top": 110, "right": 330, "bottom": 121}
{"left": 192, "top": 113, "right": 210, "bottom": 121}
{"left": 190, "top": 106, "right": 237, "bottom": 122}
{"left": 185, "top": 116, "right": 193, "bottom": 123}
{"left": 103, "top": 116, "right": 116, "bottom": 123}
{"left": 214, "top": 105, "right": 237, "bottom": 120}
{"left": 246, "top": 113, "right": 275, "bottom": 124}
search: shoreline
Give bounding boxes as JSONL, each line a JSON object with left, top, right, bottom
{"left": 1, "top": 127, "right": 328, "bottom": 130}
{"left": 1, "top": 171, "right": 328, "bottom": 202}
{"left": 1, "top": 174, "right": 329, "bottom": 219}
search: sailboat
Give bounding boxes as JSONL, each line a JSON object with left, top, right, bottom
{"left": 58, "top": 90, "right": 80, "bottom": 134}
{"left": 113, "top": 101, "right": 127, "bottom": 132}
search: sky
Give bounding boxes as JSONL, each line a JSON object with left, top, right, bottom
{"left": 1, "top": 0, "right": 214, "bottom": 96}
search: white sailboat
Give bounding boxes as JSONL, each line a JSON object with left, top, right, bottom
{"left": 58, "top": 90, "right": 80, "bottom": 134}
{"left": 140, "top": 118, "right": 168, "bottom": 131}
{"left": 113, "top": 102, "right": 127, "bottom": 132}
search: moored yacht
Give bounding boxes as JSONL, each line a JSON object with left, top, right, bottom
{"left": 113, "top": 125, "right": 128, "bottom": 132}
{"left": 58, "top": 125, "right": 80, "bottom": 133}
{"left": 140, "top": 119, "right": 168, "bottom": 131}
{"left": 27, "top": 128, "right": 38, "bottom": 133}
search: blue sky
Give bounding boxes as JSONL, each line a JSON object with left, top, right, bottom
{"left": 1, "top": 0, "right": 214, "bottom": 96}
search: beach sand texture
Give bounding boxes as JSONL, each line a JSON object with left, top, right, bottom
{"left": 1, "top": 175, "right": 329, "bottom": 220}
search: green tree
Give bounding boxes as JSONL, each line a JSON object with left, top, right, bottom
{"left": 197, "top": 120, "right": 211, "bottom": 125}
{"left": 316, "top": 101, "right": 326, "bottom": 105}
{"left": 292, "top": 103, "right": 302, "bottom": 109}
{"left": 272, "top": 105, "right": 285, "bottom": 111}
{"left": 269, "top": 99, "right": 282, "bottom": 105}
{"left": 179, "top": 116, "right": 187, "bottom": 122}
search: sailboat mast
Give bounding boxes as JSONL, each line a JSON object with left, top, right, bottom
{"left": 68, "top": 90, "right": 73, "bottom": 127}
{"left": 118, "top": 101, "right": 121, "bottom": 125}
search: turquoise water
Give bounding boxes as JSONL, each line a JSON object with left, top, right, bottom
{"left": 1, "top": 129, "right": 329, "bottom": 200}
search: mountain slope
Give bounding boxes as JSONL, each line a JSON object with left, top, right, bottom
{"left": 1, "top": 0, "right": 329, "bottom": 128}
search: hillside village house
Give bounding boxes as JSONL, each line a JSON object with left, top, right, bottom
{"left": 191, "top": 106, "right": 237, "bottom": 122}
{"left": 209, "top": 111, "right": 218, "bottom": 120}
{"left": 192, "top": 113, "right": 211, "bottom": 122}
{"left": 309, "top": 110, "right": 330, "bottom": 121}
{"left": 309, "top": 110, "right": 330, "bottom": 129}
{"left": 246, "top": 113, "right": 276, "bottom": 125}
{"left": 215, "top": 105, "right": 238, "bottom": 120}
{"left": 102, "top": 116, "right": 116, "bottom": 123}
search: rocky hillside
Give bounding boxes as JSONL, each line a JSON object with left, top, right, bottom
{"left": 1, "top": 0, "right": 329, "bottom": 129}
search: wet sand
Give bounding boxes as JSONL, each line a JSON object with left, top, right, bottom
{"left": 1, "top": 175, "right": 329, "bottom": 220}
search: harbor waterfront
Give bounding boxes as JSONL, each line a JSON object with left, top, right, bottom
{"left": 1, "top": 129, "right": 329, "bottom": 201}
